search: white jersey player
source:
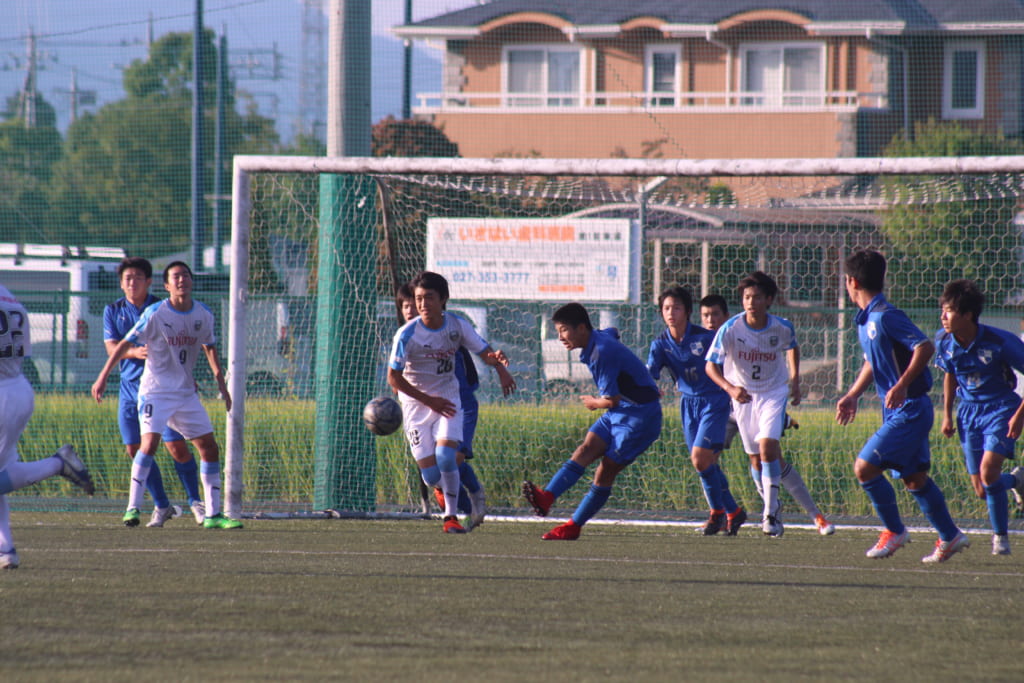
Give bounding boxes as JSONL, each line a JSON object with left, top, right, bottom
{"left": 92, "top": 262, "right": 239, "bottom": 530}
{"left": 0, "top": 283, "right": 94, "bottom": 569}
{"left": 706, "top": 272, "right": 801, "bottom": 538}
{"left": 387, "top": 271, "right": 516, "bottom": 534}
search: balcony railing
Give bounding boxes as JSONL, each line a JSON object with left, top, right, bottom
{"left": 413, "top": 90, "right": 888, "bottom": 114}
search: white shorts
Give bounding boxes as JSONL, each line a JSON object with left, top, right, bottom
{"left": 0, "top": 375, "right": 34, "bottom": 470}
{"left": 401, "top": 397, "right": 463, "bottom": 462}
{"left": 732, "top": 384, "right": 789, "bottom": 455}
{"left": 138, "top": 391, "right": 214, "bottom": 441}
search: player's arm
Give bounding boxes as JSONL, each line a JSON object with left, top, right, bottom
{"left": 581, "top": 394, "right": 618, "bottom": 411}
{"left": 477, "top": 345, "right": 516, "bottom": 396}
{"left": 105, "top": 339, "right": 146, "bottom": 360}
{"left": 885, "top": 340, "right": 933, "bottom": 409}
{"left": 786, "top": 345, "right": 801, "bottom": 406}
{"left": 705, "top": 360, "right": 751, "bottom": 404}
{"left": 386, "top": 367, "right": 456, "bottom": 417}
{"left": 202, "top": 344, "right": 231, "bottom": 412}
{"left": 92, "top": 338, "right": 133, "bottom": 402}
{"left": 940, "top": 371, "right": 957, "bottom": 438}
{"left": 836, "top": 360, "right": 874, "bottom": 425}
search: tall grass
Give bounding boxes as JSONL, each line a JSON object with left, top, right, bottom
{"left": 17, "top": 395, "right": 988, "bottom": 520}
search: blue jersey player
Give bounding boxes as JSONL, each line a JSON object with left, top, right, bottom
{"left": 523, "top": 303, "right": 663, "bottom": 540}
{"left": 836, "top": 250, "right": 968, "bottom": 562}
{"left": 648, "top": 286, "right": 746, "bottom": 536}
{"left": 934, "top": 279, "right": 1024, "bottom": 555}
{"left": 103, "top": 257, "right": 203, "bottom": 527}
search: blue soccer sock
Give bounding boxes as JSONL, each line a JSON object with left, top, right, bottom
{"left": 909, "top": 477, "right": 959, "bottom": 541}
{"left": 435, "top": 445, "right": 460, "bottom": 516}
{"left": 697, "top": 464, "right": 725, "bottom": 511}
{"left": 714, "top": 463, "right": 739, "bottom": 514}
{"left": 146, "top": 461, "right": 171, "bottom": 510}
{"left": 571, "top": 484, "right": 612, "bottom": 526}
{"left": 545, "top": 460, "right": 586, "bottom": 498}
{"left": 749, "top": 463, "right": 764, "bottom": 498}
{"left": 761, "top": 459, "right": 781, "bottom": 519}
{"left": 984, "top": 474, "right": 1013, "bottom": 536}
{"left": 861, "top": 474, "right": 905, "bottom": 534}
{"left": 174, "top": 457, "right": 202, "bottom": 506}
{"left": 459, "top": 461, "right": 481, "bottom": 493}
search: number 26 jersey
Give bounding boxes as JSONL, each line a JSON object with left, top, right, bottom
{"left": 389, "top": 312, "right": 488, "bottom": 402}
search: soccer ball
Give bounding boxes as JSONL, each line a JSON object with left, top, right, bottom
{"left": 363, "top": 396, "right": 402, "bottom": 436}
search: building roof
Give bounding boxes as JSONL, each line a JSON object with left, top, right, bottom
{"left": 394, "top": 0, "right": 1024, "bottom": 39}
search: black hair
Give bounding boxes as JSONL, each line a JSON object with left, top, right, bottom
{"left": 737, "top": 271, "right": 778, "bottom": 300}
{"left": 699, "top": 294, "right": 728, "bottom": 316}
{"left": 118, "top": 256, "right": 153, "bottom": 280}
{"left": 410, "top": 271, "right": 449, "bottom": 302}
{"left": 657, "top": 286, "right": 693, "bottom": 315}
{"left": 845, "top": 250, "right": 886, "bottom": 292}
{"left": 163, "top": 261, "right": 193, "bottom": 283}
{"left": 939, "top": 279, "right": 985, "bottom": 323}
{"left": 552, "top": 302, "right": 593, "bottom": 330}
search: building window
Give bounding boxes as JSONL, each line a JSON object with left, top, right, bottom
{"left": 740, "top": 42, "right": 825, "bottom": 106}
{"left": 943, "top": 41, "right": 985, "bottom": 119}
{"left": 504, "top": 45, "right": 581, "bottom": 107}
{"left": 645, "top": 46, "right": 680, "bottom": 106}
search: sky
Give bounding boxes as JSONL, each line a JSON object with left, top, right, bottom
{"left": 0, "top": 0, "right": 480, "bottom": 140}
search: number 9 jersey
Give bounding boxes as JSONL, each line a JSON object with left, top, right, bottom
{"left": 126, "top": 299, "right": 216, "bottom": 396}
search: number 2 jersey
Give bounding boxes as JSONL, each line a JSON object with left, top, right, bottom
{"left": 0, "top": 283, "right": 30, "bottom": 380}
{"left": 125, "top": 299, "right": 216, "bottom": 396}
{"left": 706, "top": 313, "right": 798, "bottom": 394}
{"left": 389, "top": 312, "right": 489, "bottom": 404}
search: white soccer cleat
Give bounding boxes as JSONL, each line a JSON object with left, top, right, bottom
{"left": 866, "top": 529, "right": 909, "bottom": 558}
{"left": 761, "top": 515, "right": 784, "bottom": 538}
{"left": 1010, "top": 466, "right": 1024, "bottom": 513}
{"left": 815, "top": 514, "right": 836, "bottom": 536}
{"left": 55, "top": 444, "right": 95, "bottom": 495}
{"left": 146, "top": 505, "right": 182, "bottom": 528}
{"left": 190, "top": 501, "right": 205, "bottom": 525}
{"left": 469, "top": 489, "right": 487, "bottom": 529}
{"left": 922, "top": 532, "right": 970, "bottom": 563}
{"left": 992, "top": 534, "right": 1011, "bottom": 556}
{"left": 0, "top": 549, "right": 19, "bottom": 570}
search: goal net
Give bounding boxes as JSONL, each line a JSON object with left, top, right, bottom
{"left": 227, "top": 155, "right": 1024, "bottom": 524}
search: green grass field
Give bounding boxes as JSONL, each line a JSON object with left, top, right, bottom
{"left": 2, "top": 514, "right": 1020, "bottom": 681}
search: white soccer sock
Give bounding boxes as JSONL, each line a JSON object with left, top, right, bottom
{"left": 781, "top": 462, "right": 822, "bottom": 519}
{"left": 128, "top": 456, "right": 153, "bottom": 511}
{"left": 2, "top": 458, "right": 61, "bottom": 491}
{"left": 439, "top": 469, "right": 460, "bottom": 517}
{"left": 202, "top": 469, "right": 222, "bottom": 517}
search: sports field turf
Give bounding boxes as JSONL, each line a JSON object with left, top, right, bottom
{"left": 2, "top": 514, "right": 1020, "bottom": 682}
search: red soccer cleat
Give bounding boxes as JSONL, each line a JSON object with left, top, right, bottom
{"left": 522, "top": 480, "right": 555, "bottom": 517}
{"left": 433, "top": 487, "right": 446, "bottom": 512}
{"left": 443, "top": 515, "right": 467, "bottom": 534}
{"left": 542, "top": 519, "right": 581, "bottom": 540}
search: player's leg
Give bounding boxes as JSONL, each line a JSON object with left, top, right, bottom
{"left": 119, "top": 395, "right": 172, "bottom": 525}
{"left": 165, "top": 431, "right": 203, "bottom": 524}
{"left": 459, "top": 394, "right": 483, "bottom": 522}
{"left": 778, "top": 459, "right": 834, "bottom": 534}
{"left": 544, "top": 405, "right": 661, "bottom": 540}
{"left": 523, "top": 420, "right": 608, "bottom": 517}
{"left": 537, "top": 431, "right": 611, "bottom": 540}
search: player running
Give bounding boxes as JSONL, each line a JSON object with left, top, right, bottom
{"left": 388, "top": 272, "right": 516, "bottom": 534}
{"left": 934, "top": 279, "right": 1024, "bottom": 555}
{"left": 1, "top": 282, "right": 94, "bottom": 569}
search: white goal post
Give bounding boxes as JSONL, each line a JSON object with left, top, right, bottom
{"left": 226, "top": 154, "right": 1024, "bottom": 517}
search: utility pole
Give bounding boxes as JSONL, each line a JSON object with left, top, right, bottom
{"left": 18, "top": 28, "right": 38, "bottom": 128}
{"left": 191, "top": 0, "right": 205, "bottom": 271}
{"left": 402, "top": 0, "right": 412, "bottom": 120}
{"left": 55, "top": 68, "right": 97, "bottom": 124}
{"left": 298, "top": 0, "right": 327, "bottom": 142}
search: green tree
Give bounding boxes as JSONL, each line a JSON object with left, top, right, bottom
{"left": 0, "top": 94, "right": 62, "bottom": 243}
{"left": 880, "top": 119, "right": 1024, "bottom": 307}
{"left": 45, "top": 30, "right": 278, "bottom": 255}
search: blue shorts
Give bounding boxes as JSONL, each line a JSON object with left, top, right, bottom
{"left": 957, "top": 399, "right": 1019, "bottom": 475}
{"left": 680, "top": 394, "right": 730, "bottom": 453}
{"left": 118, "top": 387, "right": 184, "bottom": 445}
{"left": 857, "top": 396, "right": 933, "bottom": 478}
{"left": 588, "top": 401, "right": 662, "bottom": 466}
{"left": 460, "top": 390, "right": 479, "bottom": 460}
